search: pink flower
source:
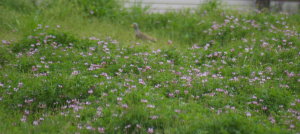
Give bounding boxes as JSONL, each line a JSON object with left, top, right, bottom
{"left": 98, "top": 127, "right": 104, "bottom": 133}
{"left": 147, "top": 128, "right": 154, "bottom": 133}
{"left": 246, "top": 112, "right": 251, "bottom": 117}
{"left": 24, "top": 110, "right": 29, "bottom": 115}
{"left": 32, "top": 66, "right": 37, "bottom": 71}
{"left": 33, "top": 121, "right": 38, "bottom": 125}
{"left": 2, "top": 40, "right": 7, "bottom": 44}
{"left": 18, "top": 83, "right": 23, "bottom": 88}
{"left": 103, "top": 93, "right": 108, "bottom": 96}
{"left": 122, "top": 104, "right": 128, "bottom": 109}
{"left": 177, "top": 72, "right": 181, "bottom": 76}
{"left": 262, "top": 106, "right": 267, "bottom": 110}
{"left": 168, "top": 40, "right": 172, "bottom": 44}
{"left": 72, "top": 71, "right": 79, "bottom": 75}
{"left": 21, "top": 115, "right": 27, "bottom": 122}
{"left": 88, "top": 90, "right": 93, "bottom": 94}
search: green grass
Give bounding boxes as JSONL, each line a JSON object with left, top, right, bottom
{"left": 0, "top": 0, "right": 300, "bottom": 133}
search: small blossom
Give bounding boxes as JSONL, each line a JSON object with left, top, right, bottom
{"left": 18, "top": 83, "right": 23, "bottom": 88}
{"left": 88, "top": 90, "right": 93, "bottom": 94}
{"left": 262, "top": 106, "right": 267, "bottom": 110}
{"left": 147, "top": 128, "right": 154, "bottom": 133}
{"left": 33, "top": 121, "right": 38, "bottom": 125}
{"left": 98, "top": 127, "right": 104, "bottom": 133}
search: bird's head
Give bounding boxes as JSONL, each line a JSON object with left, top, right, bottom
{"left": 131, "top": 23, "right": 139, "bottom": 30}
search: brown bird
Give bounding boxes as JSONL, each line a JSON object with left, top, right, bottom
{"left": 131, "top": 23, "right": 157, "bottom": 43}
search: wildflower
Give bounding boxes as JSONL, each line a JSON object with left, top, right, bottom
{"left": 125, "top": 124, "right": 131, "bottom": 129}
{"left": 78, "top": 124, "right": 82, "bottom": 129}
{"left": 262, "top": 106, "right": 267, "bottom": 110}
{"left": 175, "top": 109, "right": 180, "bottom": 113}
{"left": 177, "top": 71, "right": 181, "bottom": 76}
{"left": 88, "top": 90, "right": 93, "bottom": 94}
{"left": 33, "top": 121, "right": 38, "bottom": 125}
{"left": 32, "top": 66, "right": 37, "bottom": 71}
{"left": 122, "top": 104, "right": 128, "bottom": 109}
{"left": 291, "top": 102, "right": 296, "bottom": 106}
{"left": 246, "top": 112, "right": 251, "bottom": 117}
{"left": 147, "top": 128, "right": 154, "bottom": 133}
{"left": 103, "top": 92, "right": 108, "bottom": 96}
{"left": 168, "top": 40, "right": 172, "bottom": 44}
{"left": 86, "top": 126, "right": 92, "bottom": 130}
{"left": 136, "top": 124, "right": 141, "bottom": 129}
{"left": 141, "top": 99, "right": 148, "bottom": 103}
{"left": 24, "top": 110, "right": 29, "bottom": 115}
{"left": 18, "top": 83, "right": 23, "bottom": 88}
{"left": 146, "top": 105, "right": 155, "bottom": 108}
{"left": 21, "top": 116, "right": 27, "bottom": 122}
{"left": 151, "top": 115, "right": 159, "bottom": 120}
{"left": 98, "top": 127, "right": 104, "bottom": 133}
{"left": 2, "top": 40, "right": 7, "bottom": 44}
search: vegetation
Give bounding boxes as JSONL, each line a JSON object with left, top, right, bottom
{"left": 0, "top": 0, "right": 299, "bottom": 133}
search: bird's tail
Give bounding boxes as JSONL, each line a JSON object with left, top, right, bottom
{"left": 152, "top": 38, "right": 157, "bottom": 43}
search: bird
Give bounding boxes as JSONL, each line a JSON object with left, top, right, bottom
{"left": 131, "top": 23, "right": 157, "bottom": 43}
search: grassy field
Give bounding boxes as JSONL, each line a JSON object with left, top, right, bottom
{"left": 0, "top": 0, "right": 300, "bottom": 133}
